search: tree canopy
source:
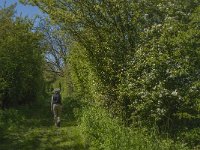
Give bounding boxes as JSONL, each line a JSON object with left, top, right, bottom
{"left": 0, "top": 4, "right": 45, "bottom": 107}
{"left": 1, "top": 1, "right": 199, "bottom": 148}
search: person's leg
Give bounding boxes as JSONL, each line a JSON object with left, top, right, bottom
{"left": 57, "top": 105, "right": 62, "bottom": 127}
{"left": 53, "top": 104, "right": 58, "bottom": 126}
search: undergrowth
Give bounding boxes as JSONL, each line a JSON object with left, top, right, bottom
{"left": 80, "top": 106, "right": 190, "bottom": 150}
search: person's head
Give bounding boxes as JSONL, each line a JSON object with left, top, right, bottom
{"left": 54, "top": 88, "right": 60, "bottom": 94}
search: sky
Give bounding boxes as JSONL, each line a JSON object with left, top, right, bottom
{"left": 0, "top": 0, "right": 44, "bottom": 18}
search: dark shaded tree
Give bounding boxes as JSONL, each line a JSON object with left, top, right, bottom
{"left": 0, "top": 4, "right": 45, "bottom": 107}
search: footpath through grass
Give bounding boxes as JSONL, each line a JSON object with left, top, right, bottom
{"left": 0, "top": 98, "right": 86, "bottom": 150}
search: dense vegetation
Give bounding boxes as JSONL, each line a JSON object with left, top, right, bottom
{"left": 0, "top": 4, "right": 45, "bottom": 108}
{"left": 1, "top": 1, "right": 200, "bottom": 149}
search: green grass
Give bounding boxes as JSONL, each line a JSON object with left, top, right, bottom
{"left": 0, "top": 98, "right": 86, "bottom": 150}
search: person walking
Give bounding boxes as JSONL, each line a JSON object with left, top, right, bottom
{"left": 51, "top": 88, "right": 62, "bottom": 127}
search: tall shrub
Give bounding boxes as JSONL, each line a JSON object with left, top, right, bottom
{"left": 0, "top": 5, "right": 45, "bottom": 107}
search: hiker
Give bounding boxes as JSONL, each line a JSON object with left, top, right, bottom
{"left": 51, "top": 88, "right": 62, "bottom": 127}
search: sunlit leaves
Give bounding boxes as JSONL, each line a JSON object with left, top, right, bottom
{"left": 22, "top": 0, "right": 200, "bottom": 136}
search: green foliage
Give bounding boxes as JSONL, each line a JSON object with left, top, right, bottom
{"left": 120, "top": 2, "right": 200, "bottom": 129}
{"left": 179, "top": 128, "right": 200, "bottom": 149}
{"left": 21, "top": 0, "right": 200, "bottom": 148}
{"left": 80, "top": 106, "right": 188, "bottom": 150}
{"left": 61, "top": 96, "right": 84, "bottom": 121}
{"left": 67, "top": 42, "right": 102, "bottom": 102}
{"left": 0, "top": 5, "right": 45, "bottom": 107}
{"left": 0, "top": 109, "right": 23, "bottom": 130}
{"left": 0, "top": 99, "right": 86, "bottom": 150}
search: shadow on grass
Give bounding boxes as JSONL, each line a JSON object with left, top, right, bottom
{"left": 48, "top": 143, "right": 86, "bottom": 150}
{"left": 1, "top": 135, "right": 42, "bottom": 150}
{"left": 0, "top": 97, "right": 87, "bottom": 150}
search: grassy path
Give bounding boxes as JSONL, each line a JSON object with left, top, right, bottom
{"left": 0, "top": 99, "right": 86, "bottom": 150}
